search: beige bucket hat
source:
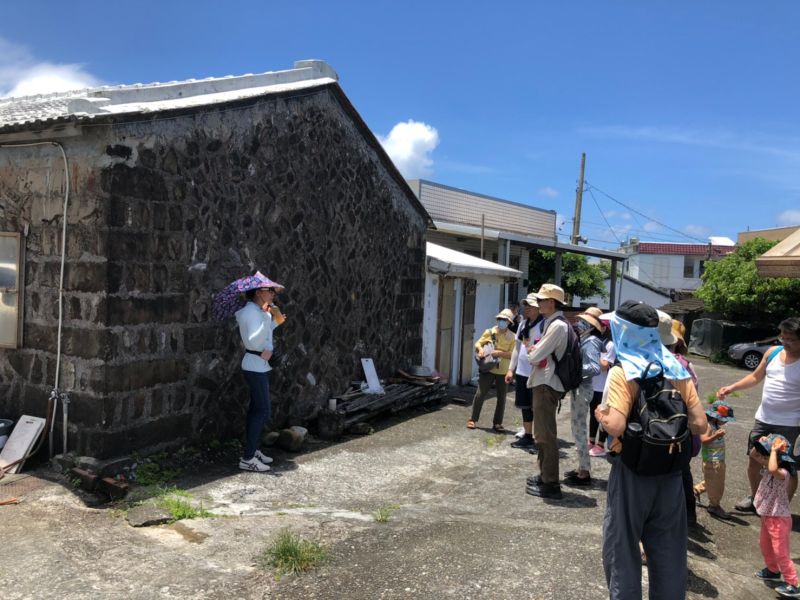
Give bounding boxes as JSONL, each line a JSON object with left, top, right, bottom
{"left": 656, "top": 310, "right": 677, "bottom": 345}
{"left": 520, "top": 293, "right": 539, "bottom": 307}
{"left": 578, "top": 306, "right": 606, "bottom": 333}
{"left": 495, "top": 308, "right": 515, "bottom": 323}
{"left": 533, "top": 283, "right": 565, "bottom": 304}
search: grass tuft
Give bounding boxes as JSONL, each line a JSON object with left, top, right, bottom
{"left": 258, "top": 529, "right": 328, "bottom": 577}
{"left": 373, "top": 503, "right": 400, "bottom": 523}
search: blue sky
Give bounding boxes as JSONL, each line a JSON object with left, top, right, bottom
{"left": 2, "top": 1, "right": 799, "bottom": 249}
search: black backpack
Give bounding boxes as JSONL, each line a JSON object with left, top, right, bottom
{"left": 621, "top": 363, "right": 692, "bottom": 476}
{"left": 543, "top": 316, "right": 583, "bottom": 392}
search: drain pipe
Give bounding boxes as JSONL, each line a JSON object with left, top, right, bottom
{"left": 0, "top": 141, "right": 70, "bottom": 457}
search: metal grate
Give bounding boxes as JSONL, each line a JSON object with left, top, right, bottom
{"left": 0, "top": 474, "right": 49, "bottom": 503}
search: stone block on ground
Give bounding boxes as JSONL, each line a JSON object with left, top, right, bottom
{"left": 69, "top": 467, "right": 98, "bottom": 492}
{"left": 127, "top": 503, "right": 172, "bottom": 527}
{"left": 98, "top": 456, "right": 135, "bottom": 478}
{"left": 51, "top": 453, "right": 77, "bottom": 473}
{"left": 316, "top": 409, "right": 345, "bottom": 441}
{"left": 76, "top": 456, "right": 102, "bottom": 473}
{"left": 348, "top": 422, "right": 374, "bottom": 436}
{"left": 277, "top": 428, "right": 305, "bottom": 452}
{"left": 262, "top": 431, "right": 280, "bottom": 447}
{"left": 97, "top": 477, "right": 129, "bottom": 500}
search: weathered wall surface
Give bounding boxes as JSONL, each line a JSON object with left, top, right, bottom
{"left": 0, "top": 86, "right": 427, "bottom": 457}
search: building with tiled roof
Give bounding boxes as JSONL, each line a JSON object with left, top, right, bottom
{"left": 619, "top": 237, "right": 735, "bottom": 292}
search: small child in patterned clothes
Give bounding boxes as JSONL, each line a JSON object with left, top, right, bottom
{"left": 751, "top": 434, "right": 800, "bottom": 598}
{"left": 693, "top": 401, "right": 735, "bottom": 519}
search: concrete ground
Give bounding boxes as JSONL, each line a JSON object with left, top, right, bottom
{"left": 0, "top": 358, "right": 794, "bottom": 599}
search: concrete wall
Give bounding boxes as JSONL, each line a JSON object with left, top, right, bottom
{"left": 628, "top": 253, "right": 701, "bottom": 290}
{"left": 0, "top": 87, "right": 428, "bottom": 457}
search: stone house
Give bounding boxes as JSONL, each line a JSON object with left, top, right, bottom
{"left": 0, "top": 60, "right": 431, "bottom": 458}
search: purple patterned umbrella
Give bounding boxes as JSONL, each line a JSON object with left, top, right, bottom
{"left": 212, "top": 271, "right": 285, "bottom": 320}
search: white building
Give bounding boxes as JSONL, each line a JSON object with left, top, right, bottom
{"left": 422, "top": 243, "right": 521, "bottom": 385}
{"left": 620, "top": 238, "right": 735, "bottom": 292}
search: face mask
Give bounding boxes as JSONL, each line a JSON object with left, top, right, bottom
{"left": 497, "top": 320, "right": 509, "bottom": 330}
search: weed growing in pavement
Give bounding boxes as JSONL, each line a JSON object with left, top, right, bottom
{"left": 483, "top": 435, "right": 503, "bottom": 449}
{"left": 159, "top": 495, "right": 212, "bottom": 522}
{"left": 258, "top": 529, "right": 328, "bottom": 578}
{"left": 373, "top": 503, "right": 400, "bottom": 523}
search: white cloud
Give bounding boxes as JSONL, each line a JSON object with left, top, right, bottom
{"left": 537, "top": 186, "right": 559, "bottom": 199}
{"left": 579, "top": 124, "right": 800, "bottom": 162}
{"left": 777, "top": 209, "right": 800, "bottom": 226}
{"left": 683, "top": 224, "right": 710, "bottom": 237}
{"left": 643, "top": 221, "right": 662, "bottom": 232}
{"left": 0, "top": 37, "right": 101, "bottom": 98}
{"left": 378, "top": 120, "right": 439, "bottom": 179}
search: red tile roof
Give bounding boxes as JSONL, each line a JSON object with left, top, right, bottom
{"left": 637, "top": 243, "right": 734, "bottom": 256}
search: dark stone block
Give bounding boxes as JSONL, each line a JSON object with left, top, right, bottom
{"left": 62, "top": 327, "right": 109, "bottom": 360}
{"left": 106, "top": 359, "right": 188, "bottom": 392}
{"left": 106, "top": 144, "right": 133, "bottom": 159}
{"left": 101, "top": 164, "right": 168, "bottom": 202}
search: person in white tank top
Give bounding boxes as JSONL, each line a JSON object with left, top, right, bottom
{"left": 717, "top": 317, "right": 800, "bottom": 512}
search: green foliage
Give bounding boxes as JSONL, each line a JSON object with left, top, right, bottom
{"left": 373, "top": 503, "right": 400, "bottom": 523}
{"left": 159, "top": 495, "right": 211, "bottom": 521}
{"left": 528, "top": 250, "right": 608, "bottom": 299}
{"left": 258, "top": 529, "right": 328, "bottom": 577}
{"left": 696, "top": 238, "right": 800, "bottom": 321}
{"left": 135, "top": 461, "right": 181, "bottom": 487}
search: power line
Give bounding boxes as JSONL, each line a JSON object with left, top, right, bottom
{"left": 588, "top": 187, "right": 622, "bottom": 244}
{"left": 584, "top": 181, "right": 708, "bottom": 244}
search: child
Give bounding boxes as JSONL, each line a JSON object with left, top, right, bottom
{"left": 751, "top": 434, "right": 799, "bottom": 598}
{"left": 693, "top": 401, "right": 735, "bottom": 519}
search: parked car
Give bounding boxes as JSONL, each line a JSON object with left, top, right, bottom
{"left": 728, "top": 337, "right": 780, "bottom": 370}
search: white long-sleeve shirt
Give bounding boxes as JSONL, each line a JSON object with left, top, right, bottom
{"left": 235, "top": 301, "right": 278, "bottom": 373}
{"left": 526, "top": 311, "right": 568, "bottom": 392}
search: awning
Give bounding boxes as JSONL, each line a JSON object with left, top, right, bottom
{"left": 756, "top": 228, "right": 800, "bottom": 278}
{"left": 426, "top": 242, "right": 522, "bottom": 279}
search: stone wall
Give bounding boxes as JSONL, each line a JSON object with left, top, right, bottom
{"left": 0, "top": 85, "right": 428, "bottom": 457}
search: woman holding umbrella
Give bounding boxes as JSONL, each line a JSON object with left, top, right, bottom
{"left": 214, "top": 271, "right": 286, "bottom": 472}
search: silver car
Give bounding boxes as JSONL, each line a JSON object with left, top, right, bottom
{"left": 728, "top": 337, "right": 780, "bottom": 370}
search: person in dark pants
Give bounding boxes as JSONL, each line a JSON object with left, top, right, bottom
{"left": 595, "top": 301, "right": 709, "bottom": 600}
{"left": 468, "top": 309, "right": 516, "bottom": 431}
{"left": 234, "top": 272, "right": 286, "bottom": 472}
{"left": 506, "top": 293, "right": 543, "bottom": 451}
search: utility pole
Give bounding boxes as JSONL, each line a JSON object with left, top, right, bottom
{"left": 571, "top": 152, "right": 586, "bottom": 245}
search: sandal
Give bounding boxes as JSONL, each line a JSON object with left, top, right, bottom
{"left": 493, "top": 424, "right": 506, "bottom": 433}
{"left": 466, "top": 420, "right": 476, "bottom": 429}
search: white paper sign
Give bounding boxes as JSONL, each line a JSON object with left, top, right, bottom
{"left": 360, "top": 358, "right": 385, "bottom": 394}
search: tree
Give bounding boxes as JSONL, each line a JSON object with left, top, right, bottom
{"left": 528, "top": 250, "right": 608, "bottom": 299}
{"left": 695, "top": 238, "right": 800, "bottom": 321}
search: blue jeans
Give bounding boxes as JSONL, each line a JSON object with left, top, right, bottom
{"left": 242, "top": 370, "right": 271, "bottom": 460}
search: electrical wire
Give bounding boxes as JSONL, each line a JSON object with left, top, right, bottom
{"left": 588, "top": 188, "right": 622, "bottom": 244}
{"left": 584, "top": 181, "right": 708, "bottom": 244}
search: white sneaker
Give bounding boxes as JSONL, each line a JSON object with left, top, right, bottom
{"left": 239, "top": 457, "right": 270, "bottom": 472}
{"left": 515, "top": 427, "right": 525, "bottom": 439}
{"left": 254, "top": 450, "right": 273, "bottom": 464}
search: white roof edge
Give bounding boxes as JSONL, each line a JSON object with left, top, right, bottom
{"left": 0, "top": 60, "right": 340, "bottom": 129}
{"left": 426, "top": 242, "right": 522, "bottom": 278}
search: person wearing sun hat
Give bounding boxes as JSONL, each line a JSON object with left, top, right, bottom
{"left": 562, "top": 307, "right": 604, "bottom": 487}
{"left": 233, "top": 271, "right": 287, "bottom": 473}
{"left": 693, "top": 400, "right": 735, "bottom": 520}
{"left": 524, "top": 283, "right": 570, "bottom": 500}
{"left": 593, "top": 300, "right": 710, "bottom": 600}
{"left": 750, "top": 434, "right": 800, "bottom": 597}
{"left": 506, "top": 293, "right": 544, "bottom": 452}
{"left": 469, "top": 308, "right": 517, "bottom": 432}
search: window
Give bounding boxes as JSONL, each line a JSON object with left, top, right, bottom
{"left": 699, "top": 260, "right": 706, "bottom": 277}
{"left": 683, "top": 256, "right": 694, "bottom": 278}
{"left": 0, "top": 233, "right": 22, "bottom": 348}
